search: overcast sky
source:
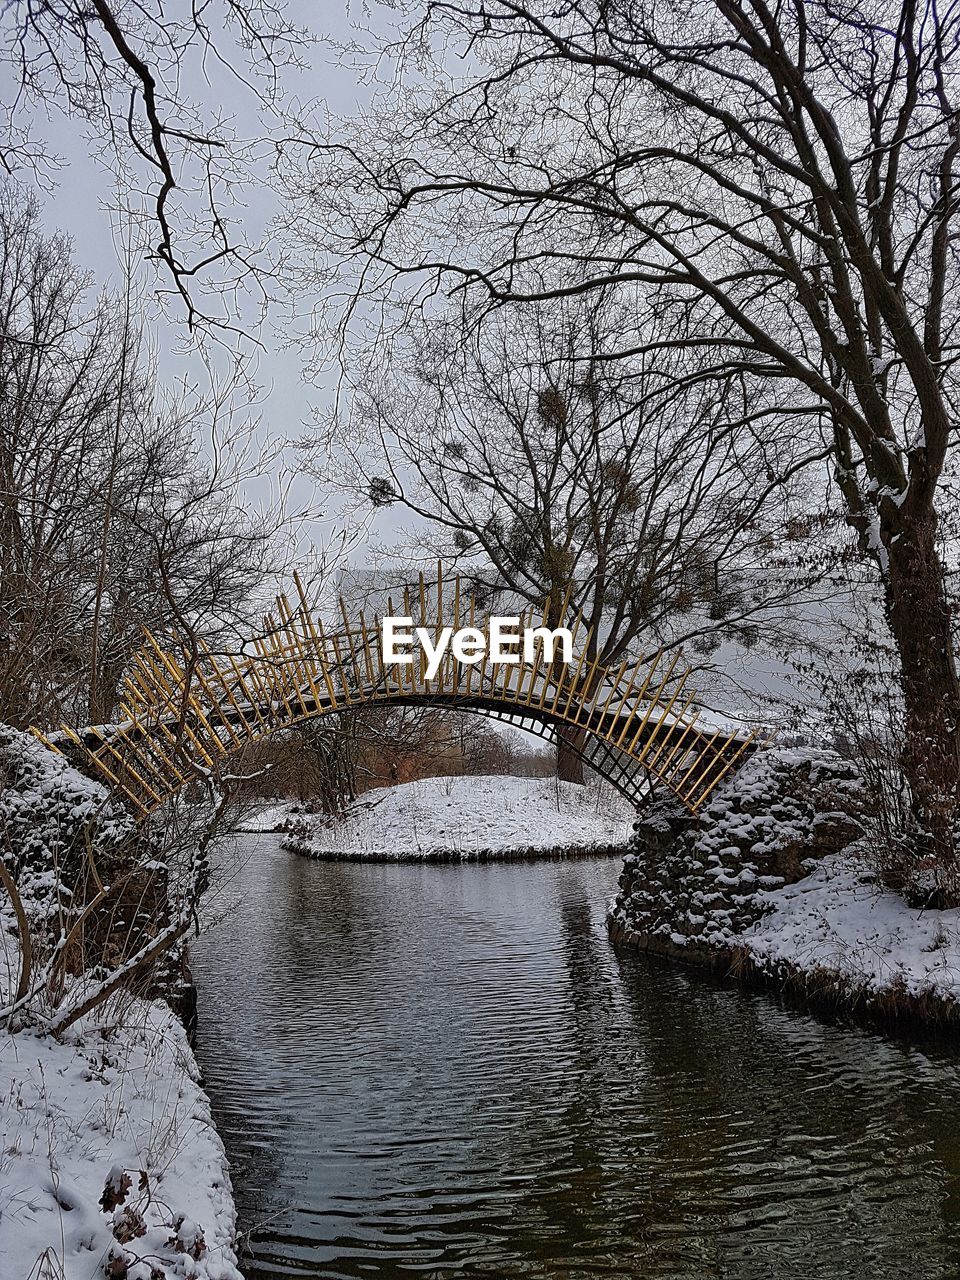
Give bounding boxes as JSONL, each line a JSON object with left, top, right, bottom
{"left": 3, "top": 1, "right": 407, "bottom": 573}
{"left": 0, "top": 0, "right": 839, "bottom": 731}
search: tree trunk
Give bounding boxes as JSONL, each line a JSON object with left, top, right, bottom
{"left": 557, "top": 726, "right": 586, "bottom": 784}
{"left": 885, "top": 515, "right": 960, "bottom": 897}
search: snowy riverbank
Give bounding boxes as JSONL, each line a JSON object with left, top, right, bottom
{"left": 611, "top": 850, "right": 960, "bottom": 1023}
{"left": 0, "top": 725, "right": 244, "bottom": 1279}
{"left": 739, "top": 853, "right": 960, "bottom": 1013}
{"left": 609, "top": 747, "right": 960, "bottom": 1025}
{"left": 270, "top": 774, "right": 635, "bottom": 862}
{"left": 0, "top": 998, "right": 242, "bottom": 1280}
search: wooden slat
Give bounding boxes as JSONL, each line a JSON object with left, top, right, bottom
{"left": 40, "top": 579, "right": 762, "bottom": 820}
{"left": 689, "top": 729, "right": 759, "bottom": 812}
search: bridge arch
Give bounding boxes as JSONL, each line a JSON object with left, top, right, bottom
{"left": 31, "top": 570, "right": 759, "bottom": 818}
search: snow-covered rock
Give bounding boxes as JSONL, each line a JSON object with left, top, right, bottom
{"left": 610, "top": 745, "right": 960, "bottom": 1020}
{"left": 0, "top": 724, "right": 244, "bottom": 1278}
{"left": 610, "top": 746, "right": 865, "bottom": 953}
{"left": 280, "top": 773, "right": 634, "bottom": 861}
{"left": 0, "top": 725, "right": 135, "bottom": 939}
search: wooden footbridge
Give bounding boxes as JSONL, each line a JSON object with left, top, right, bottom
{"left": 31, "top": 570, "right": 760, "bottom": 819}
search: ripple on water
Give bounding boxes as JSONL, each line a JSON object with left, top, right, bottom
{"left": 191, "top": 834, "right": 960, "bottom": 1280}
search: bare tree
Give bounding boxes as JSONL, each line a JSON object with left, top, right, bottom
{"left": 305, "top": 290, "right": 814, "bottom": 778}
{"left": 0, "top": 185, "right": 135, "bottom": 723}
{"left": 0, "top": 184, "right": 288, "bottom": 729}
{"left": 288, "top": 0, "right": 960, "bottom": 892}
{"left": 243, "top": 702, "right": 521, "bottom": 812}
{"left": 2, "top": 0, "right": 305, "bottom": 329}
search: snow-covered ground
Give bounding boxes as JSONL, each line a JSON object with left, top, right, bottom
{"left": 0, "top": 725, "right": 244, "bottom": 1280}
{"left": 235, "top": 800, "right": 291, "bottom": 834}
{"left": 280, "top": 774, "right": 634, "bottom": 861}
{"left": 744, "top": 853, "right": 960, "bottom": 1005}
{"left": 0, "top": 999, "right": 242, "bottom": 1280}
{"left": 608, "top": 743, "right": 960, "bottom": 1020}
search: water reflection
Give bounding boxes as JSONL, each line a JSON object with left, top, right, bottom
{"left": 192, "top": 835, "right": 960, "bottom": 1279}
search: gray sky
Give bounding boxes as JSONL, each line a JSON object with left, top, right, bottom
{"left": 0, "top": 0, "right": 846, "bottom": 730}
{"left": 3, "top": 1, "right": 404, "bottom": 573}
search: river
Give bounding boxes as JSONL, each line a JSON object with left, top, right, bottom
{"left": 192, "top": 833, "right": 960, "bottom": 1280}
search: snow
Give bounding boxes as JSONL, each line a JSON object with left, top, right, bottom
{"left": 744, "top": 852, "right": 960, "bottom": 1004}
{"left": 0, "top": 726, "right": 134, "bottom": 936}
{"left": 0, "top": 724, "right": 244, "bottom": 1280}
{"left": 0, "top": 999, "right": 242, "bottom": 1280}
{"left": 606, "top": 745, "right": 960, "bottom": 1017}
{"left": 234, "top": 801, "right": 291, "bottom": 834}
{"left": 281, "top": 773, "right": 634, "bottom": 860}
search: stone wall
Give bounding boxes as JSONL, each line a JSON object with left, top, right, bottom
{"left": 609, "top": 747, "right": 865, "bottom": 961}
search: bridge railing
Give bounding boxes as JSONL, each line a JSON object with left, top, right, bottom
{"left": 30, "top": 571, "right": 762, "bottom": 817}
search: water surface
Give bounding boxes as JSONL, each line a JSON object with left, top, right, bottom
{"left": 192, "top": 834, "right": 960, "bottom": 1279}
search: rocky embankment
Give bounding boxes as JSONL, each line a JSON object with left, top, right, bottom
{"left": 0, "top": 725, "right": 243, "bottom": 1279}
{"left": 609, "top": 747, "right": 960, "bottom": 1026}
